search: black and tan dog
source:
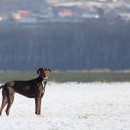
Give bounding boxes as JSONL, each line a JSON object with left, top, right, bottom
{"left": 0, "top": 67, "right": 51, "bottom": 116}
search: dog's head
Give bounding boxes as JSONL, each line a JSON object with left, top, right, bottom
{"left": 37, "top": 67, "right": 51, "bottom": 79}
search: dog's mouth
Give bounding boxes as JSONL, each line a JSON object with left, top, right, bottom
{"left": 43, "top": 76, "right": 48, "bottom": 79}
{"left": 39, "top": 75, "right": 48, "bottom": 80}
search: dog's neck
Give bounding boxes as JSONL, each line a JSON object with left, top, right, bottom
{"left": 37, "top": 76, "right": 48, "bottom": 87}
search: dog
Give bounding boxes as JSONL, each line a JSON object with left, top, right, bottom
{"left": 0, "top": 67, "right": 51, "bottom": 116}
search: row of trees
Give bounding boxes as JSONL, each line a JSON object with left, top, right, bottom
{"left": 0, "top": 20, "right": 130, "bottom": 71}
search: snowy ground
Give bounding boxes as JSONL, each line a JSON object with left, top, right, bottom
{"left": 0, "top": 82, "right": 130, "bottom": 130}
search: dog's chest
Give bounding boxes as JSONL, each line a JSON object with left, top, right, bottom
{"left": 42, "top": 80, "right": 47, "bottom": 87}
{"left": 42, "top": 78, "right": 47, "bottom": 87}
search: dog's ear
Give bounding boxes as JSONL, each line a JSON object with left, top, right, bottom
{"left": 37, "top": 68, "right": 43, "bottom": 74}
{"left": 48, "top": 68, "right": 51, "bottom": 72}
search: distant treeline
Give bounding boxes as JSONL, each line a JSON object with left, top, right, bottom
{"left": 0, "top": 20, "right": 130, "bottom": 71}
{"left": 0, "top": 71, "right": 130, "bottom": 83}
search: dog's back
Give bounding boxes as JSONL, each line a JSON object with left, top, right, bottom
{"left": 3, "top": 79, "right": 38, "bottom": 98}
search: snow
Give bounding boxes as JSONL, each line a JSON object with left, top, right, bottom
{"left": 0, "top": 82, "right": 130, "bottom": 130}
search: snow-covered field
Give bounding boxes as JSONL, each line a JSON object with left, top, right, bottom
{"left": 0, "top": 82, "right": 130, "bottom": 130}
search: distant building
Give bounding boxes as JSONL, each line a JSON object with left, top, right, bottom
{"left": 12, "top": 10, "right": 30, "bottom": 20}
{"left": 82, "top": 13, "right": 100, "bottom": 19}
{"left": 0, "top": 14, "right": 8, "bottom": 22}
{"left": 118, "top": 13, "right": 130, "bottom": 22}
{"left": 58, "top": 9, "right": 74, "bottom": 17}
{"left": 0, "top": 16, "right": 3, "bottom": 21}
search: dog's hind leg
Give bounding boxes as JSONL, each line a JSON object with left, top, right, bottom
{"left": 0, "top": 91, "right": 7, "bottom": 115}
{"left": 5, "top": 87, "right": 15, "bottom": 116}
{"left": 5, "top": 94, "right": 14, "bottom": 116}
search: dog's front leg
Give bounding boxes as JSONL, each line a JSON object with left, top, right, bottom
{"left": 35, "top": 98, "right": 42, "bottom": 115}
